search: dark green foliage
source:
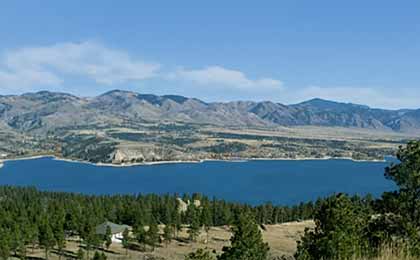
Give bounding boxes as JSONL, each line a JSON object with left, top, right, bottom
{"left": 122, "top": 228, "right": 130, "bottom": 254}
{"left": 384, "top": 140, "right": 420, "bottom": 254}
{"left": 0, "top": 186, "right": 314, "bottom": 258}
{"left": 218, "top": 212, "right": 269, "bottom": 260}
{"left": 146, "top": 219, "right": 160, "bottom": 251}
{"left": 134, "top": 224, "right": 147, "bottom": 251}
{"left": 187, "top": 204, "right": 201, "bottom": 242}
{"left": 364, "top": 213, "right": 407, "bottom": 252}
{"left": 93, "top": 251, "right": 107, "bottom": 260}
{"left": 38, "top": 219, "right": 55, "bottom": 260}
{"left": 296, "top": 140, "right": 420, "bottom": 259}
{"left": 76, "top": 248, "right": 84, "bottom": 260}
{"left": 385, "top": 141, "right": 420, "bottom": 224}
{"left": 198, "top": 141, "right": 249, "bottom": 154}
{"left": 188, "top": 218, "right": 201, "bottom": 242}
{"left": 104, "top": 225, "right": 112, "bottom": 249}
{"left": 0, "top": 229, "right": 11, "bottom": 260}
{"left": 185, "top": 249, "right": 215, "bottom": 260}
{"left": 163, "top": 224, "right": 173, "bottom": 246}
{"left": 295, "top": 194, "right": 368, "bottom": 260}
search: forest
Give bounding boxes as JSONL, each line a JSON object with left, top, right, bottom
{"left": 0, "top": 185, "right": 315, "bottom": 260}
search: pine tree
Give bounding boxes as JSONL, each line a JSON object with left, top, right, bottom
{"left": 10, "top": 224, "right": 23, "bottom": 258}
{"left": 172, "top": 209, "right": 182, "bottom": 239}
{"left": 122, "top": 228, "right": 130, "bottom": 255}
{"left": 134, "top": 224, "right": 147, "bottom": 251}
{"left": 385, "top": 141, "right": 420, "bottom": 225}
{"left": 188, "top": 216, "right": 201, "bottom": 242}
{"left": 76, "top": 248, "right": 84, "bottom": 260}
{"left": 146, "top": 219, "right": 160, "bottom": 251}
{"left": 187, "top": 204, "right": 201, "bottom": 242}
{"left": 92, "top": 251, "right": 107, "bottom": 260}
{"left": 163, "top": 224, "right": 173, "bottom": 247}
{"left": 294, "top": 194, "right": 367, "bottom": 260}
{"left": 104, "top": 226, "right": 112, "bottom": 249}
{"left": 185, "top": 248, "right": 215, "bottom": 260}
{"left": 218, "top": 212, "right": 269, "bottom": 260}
{"left": 39, "top": 220, "right": 56, "bottom": 260}
{"left": 201, "top": 204, "right": 213, "bottom": 243}
{"left": 0, "top": 229, "right": 11, "bottom": 260}
{"left": 54, "top": 223, "right": 66, "bottom": 260}
{"left": 27, "top": 224, "right": 39, "bottom": 254}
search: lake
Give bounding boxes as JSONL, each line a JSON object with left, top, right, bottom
{"left": 0, "top": 157, "right": 396, "bottom": 205}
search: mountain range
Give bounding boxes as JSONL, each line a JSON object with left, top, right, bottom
{"left": 1, "top": 90, "right": 419, "bottom": 134}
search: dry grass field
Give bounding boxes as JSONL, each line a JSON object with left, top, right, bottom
{"left": 20, "top": 221, "right": 314, "bottom": 260}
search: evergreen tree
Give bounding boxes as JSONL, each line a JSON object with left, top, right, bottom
{"left": 134, "top": 224, "right": 147, "bottom": 251}
{"left": 54, "top": 223, "right": 66, "bottom": 260}
{"left": 163, "top": 224, "right": 173, "bottom": 247}
{"left": 146, "top": 219, "right": 160, "bottom": 251}
{"left": 187, "top": 204, "right": 201, "bottom": 242}
{"left": 295, "top": 194, "right": 368, "bottom": 260}
{"left": 92, "top": 251, "right": 107, "bottom": 260}
{"left": 0, "top": 229, "right": 11, "bottom": 260}
{"left": 38, "top": 220, "right": 55, "bottom": 260}
{"left": 185, "top": 248, "right": 215, "bottom": 260}
{"left": 385, "top": 141, "right": 420, "bottom": 225}
{"left": 188, "top": 216, "right": 201, "bottom": 242}
{"left": 173, "top": 209, "right": 182, "bottom": 239}
{"left": 10, "top": 224, "right": 23, "bottom": 258}
{"left": 80, "top": 215, "right": 99, "bottom": 260}
{"left": 104, "top": 226, "right": 112, "bottom": 249}
{"left": 76, "top": 248, "right": 84, "bottom": 260}
{"left": 122, "top": 228, "right": 130, "bottom": 255}
{"left": 27, "top": 224, "right": 39, "bottom": 254}
{"left": 201, "top": 204, "right": 213, "bottom": 243}
{"left": 218, "top": 212, "right": 269, "bottom": 260}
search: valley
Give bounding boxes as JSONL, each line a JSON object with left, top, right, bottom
{"left": 0, "top": 90, "right": 418, "bottom": 165}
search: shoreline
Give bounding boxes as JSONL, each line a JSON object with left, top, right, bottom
{"left": 0, "top": 154, "right": 388, "bottom": 168}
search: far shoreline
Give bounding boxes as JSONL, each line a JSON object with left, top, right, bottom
{"left": 0, "top": 154, "right": 389, "bottom": 168}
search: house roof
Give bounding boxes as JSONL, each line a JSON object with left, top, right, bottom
{"left": 95, "top": 221, "right": 130, "bottom": 235}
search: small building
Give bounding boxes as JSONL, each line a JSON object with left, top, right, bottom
{"left": 95, "top": 221, "right": 131, "bottom": 243}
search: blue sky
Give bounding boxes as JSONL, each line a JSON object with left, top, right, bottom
{"left": 0, "top": 0, "right": 419, "bottom": 109}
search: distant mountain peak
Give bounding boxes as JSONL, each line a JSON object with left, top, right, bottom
{"left": 2, "top": 90, "right": 419, "bottom": 133}
{"left": 21, "top": 90, "right": 78, "bottom": 101}
{"left": 99, "top": 89, "right": 137, "bottom": 97}
{"left": 295, "top": 98, "right": 370, "bottom": 110}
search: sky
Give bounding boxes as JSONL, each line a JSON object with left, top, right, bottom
{"left": 0, "top": 0, "right": 419, "bottom": 109}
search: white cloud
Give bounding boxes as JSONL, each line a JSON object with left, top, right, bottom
{"left": 169, "top": 66, "right": 283, "bottom": 90}
{"left": 0, "top": 41, "right": 160, "bottom": 91}
{"left": 1, "top": 41, "right": 416, "bottom": 109}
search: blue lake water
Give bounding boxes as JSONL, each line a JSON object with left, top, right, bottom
{"left": 0, "top": 157, "right": 397, "bottom": 205}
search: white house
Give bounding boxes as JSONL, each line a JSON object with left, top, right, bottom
{"left": 95, "top": 221, "right": 131, "bottom": 243}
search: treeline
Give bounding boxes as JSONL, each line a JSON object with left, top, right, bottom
{"left": 295, "top": 141, "right": 420, "bottom": 260}
{"left": 0, "top": 186, "right": 315, "bottom": 259}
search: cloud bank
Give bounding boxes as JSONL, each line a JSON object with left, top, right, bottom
{"left": 0, "top": 41, "right": 281, "bottom": 93}
{"left": 0, "top": 41, "right": 160, "bottom": 90}
{"left": 169, "top": 66, "right": 282, "bottom": 90}
{"left": 0, "top": 41, "right": 417, "bottom": 109}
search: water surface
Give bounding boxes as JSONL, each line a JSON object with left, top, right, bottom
{"left": 0, "top": 157, "right": 396, "bottom": 205}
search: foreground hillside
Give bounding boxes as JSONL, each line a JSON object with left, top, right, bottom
{"left": 0, "top": 90, "right": 419, "bottom": 164}
{"left": 22, "top": 221, "right": 313, "bottom": 260}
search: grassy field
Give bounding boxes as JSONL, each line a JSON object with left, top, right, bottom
{"left": 21, "top": 221, "right": 314, "bottom": 260}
